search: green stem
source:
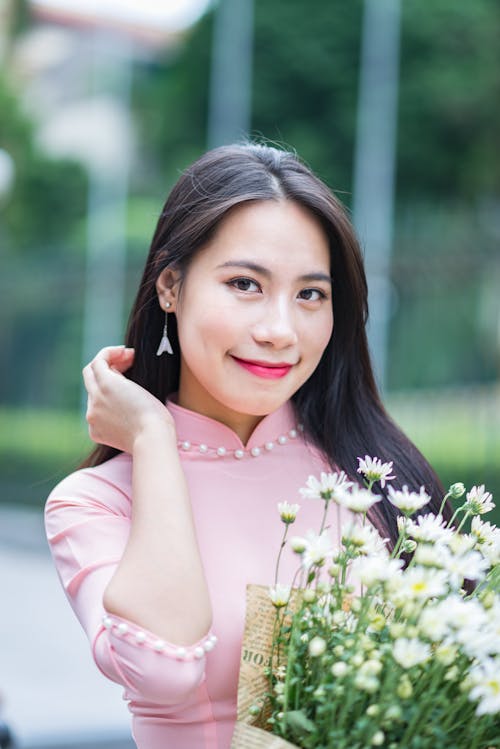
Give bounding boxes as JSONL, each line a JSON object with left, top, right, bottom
{"left": 398, "top": 663, "right": 444, "bottom": 745}
{"left": 447, "top": 505, "right": 464, "bottom": 529}
{"left": 274, "top": 524, "right": 290, "bottom": 585}
{"left": 319, "top": 498, "right": 330, "bottom": 534}
{"left": 438, "top": 490, "right": 451, "bottom": 517}
{"left": 390, "top": 524, "right": 407, "bottom": 559}
{"left": 456, "top": 509, "right": 472, "bottom": 534}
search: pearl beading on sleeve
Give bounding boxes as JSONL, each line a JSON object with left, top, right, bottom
{"left": 177, "top": 425, "right": 303, "bottom": 460}
{"left": 102, "top": 615, "right": 218, "bottom": 660}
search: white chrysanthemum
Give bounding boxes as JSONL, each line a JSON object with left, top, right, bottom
{"left": 480, "top": 538, "right": 500, "bottom": 566}
{"left": 418, "top": 605, "right": 450, "bottom": 641}
{"left": 440, "top": 548, "right": 489, "bottom": 588}
{"left": 464, "top": 485, "right": 495, "bottom": 515}
{"left": 351, "top": 556, "right": 403, "bottom": 587}
{"left": 341, "top": 522, "right": 389, "bottom": 556}
{"left": 335, "top": 484, "right": 382, "bottom": 513}
{"left": 447, "top": 532, "right": 476, "bottom": 556}
{"left": 299, "top": 471, "right": 352, "bottom": 502}
{"left": 268, "top": 584, "right": 291, "bottom": 608}
{"left": 461, "top": 623, "right": 500, "bottom": 661}
{"left": 406, "top": 513, "right": 453, "bottom": 544}
{"left": 301, "top": 529, "right": 335, "bottom": 569}
{"left": 413, "top": 543, "right": 448, "bottom": 568}
{"left": 471, "top": 517, "right": 500, "bottom": 564}
{"left": 387, "top": 485, "right": 431, "bottom": 514}
{"left": 277, "top": 501, "right": 300, "bottom": 524}
{"left": 290, "top": 535, "right": 307, "bottom": 553}
{"left": 442, "top": 596, "right": 488, "bottom": 635}
{"left": 357, "top": 455, "right": 395, "bottom": 488}
{"left": 393, "top": 637, "right": 431, "bottom": 668}
{"left": 471, "top": 516, "right": 499, "bottom": 545}
{"left": 388, "top": 567, "right": 448, "bottom": 603}
{"left": 469, "top": 658, "right": 500, "bottom": 715}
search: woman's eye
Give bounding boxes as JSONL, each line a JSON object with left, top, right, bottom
{"left": 228, "top": 277, "right": 260, "bottom": 292}
{"left": 298, "top": 288, "right": 327, "bottom": 302}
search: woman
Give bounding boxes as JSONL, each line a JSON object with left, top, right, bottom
{"left": 45, "top": 143, "right": 445, "bottom": 748}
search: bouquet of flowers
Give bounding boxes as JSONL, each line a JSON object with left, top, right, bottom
{"left": 235, "top": 458, "right": 500, "bottom": 749}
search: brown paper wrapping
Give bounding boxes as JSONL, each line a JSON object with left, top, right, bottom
{"left": 231, "top": 722, "right": 299, "bottom": 749}
{"left": 230, "top": 584, "right": 300, "bottom": 749}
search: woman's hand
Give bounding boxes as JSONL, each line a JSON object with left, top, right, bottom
{"left": 82, "top": 346, "right": 175, "bottom": 453}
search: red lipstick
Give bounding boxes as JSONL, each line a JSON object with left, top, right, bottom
{"left": 231, "top": 356, "right": 293, "bottom": 379}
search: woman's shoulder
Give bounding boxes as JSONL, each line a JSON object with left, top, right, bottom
{"left": 46, "top": 452, "right": 133, "bottom": 511}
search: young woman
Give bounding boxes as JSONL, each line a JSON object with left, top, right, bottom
{"left": 45, "top": 143, "right": 445, "bottom": 749}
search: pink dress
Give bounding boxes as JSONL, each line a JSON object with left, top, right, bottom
{"left": 45, "top": 400, "right": 352, "bottom": 748}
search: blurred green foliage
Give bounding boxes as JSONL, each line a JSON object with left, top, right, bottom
{"left": 0, "top": 0, "right": 498, "bottom": 495}
{"left": 0, "top": 74, "right": 87, "bottom": 254}
{"left": 133, "top": 0, "right": 500, "bottom": 201}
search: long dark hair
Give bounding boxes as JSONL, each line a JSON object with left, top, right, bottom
{"left": 81, "top": 143, "right": 448, "bottom": 543}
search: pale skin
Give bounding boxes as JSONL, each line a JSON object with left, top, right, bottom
{"left": 83, "top": 199, "right": 333, "bottom": 644}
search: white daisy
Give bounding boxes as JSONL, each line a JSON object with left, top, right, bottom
{"left": 388, "top": 567, "right": 448, "bottom": 604}
{"left": 299, "top": 471, "right": 352, "bottom": 502}
{"left": 464, "top": 485, "right": 495, "bottom": 515}
{"left": 442, "top": 595, "right": 487, "bottom": 634}
{"left": 342, "top": 522, "right": 389, "bottom": 556}
{"left": 413, "top": 543, "right": 448, "bottom": 569}
{"left": 351, "top": 556, "right": 403, "bottom": 587}
{"left": 393, "top": 637, "right": 431, "bottom": 668}
{"left": 335, "top": 484, "right": 382, "bottom": 513}
{"left": 277, "top": 501, "right": 300, "bottom": 524}
{"left": 418, "top": 605, "right": 450, "bottom": 641}
{"left": 357, "top": 456, "right": 395, "bottom": 488}
{"left": 440, "top": 548, "right": 489, "bottom": 588}
{"left": 406, "top": 513, "right": 453, "bottom": 544}
{"left": 388, "top": 485, "right": 431, "bottom": 514}
{"left": 301, "top": 530, "right": 335, "bottom": 569}
{"left": 268, "top": 584, "right": 291, "bottom": 608}
{"left": 469, "top": 658, "right": 500, "bottom": 715}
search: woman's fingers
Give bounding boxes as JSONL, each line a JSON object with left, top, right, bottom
{"left": 82, "top": 362, "right": 98, "bottom": 395}
{"left": 90, "top": 346, "right": 135, "bottom": 382}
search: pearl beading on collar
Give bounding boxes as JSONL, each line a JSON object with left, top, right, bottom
{"left": 177, "top": 424, "right": 304, "bottom": 459}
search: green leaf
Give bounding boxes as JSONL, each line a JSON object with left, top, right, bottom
{"left": 284, "top": 710, "right": 316, "bottom": 739}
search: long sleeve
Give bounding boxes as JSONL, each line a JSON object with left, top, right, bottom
{"left": 44, "top": 455, "right": 217, "bottom": 706}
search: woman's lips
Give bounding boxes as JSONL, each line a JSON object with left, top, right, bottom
{"left": 231, "top": 356, "right": 293, "bottom": 379}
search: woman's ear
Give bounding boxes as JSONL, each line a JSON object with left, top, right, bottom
{"left": 156, "top": 267, "right": 181, "bottom": 312}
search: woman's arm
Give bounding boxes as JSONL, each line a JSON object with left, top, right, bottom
{"left": 83, "top": 346, "right": 212, "bottom": 645}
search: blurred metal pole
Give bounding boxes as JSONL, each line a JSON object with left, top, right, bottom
{"left": 207, "top": 0, "right": 254, "bottom": 148}
{"left": 81, "top": 33, "right": 132, "bottom": 399}
{"left": 352, "top": 0, "right": 402, "bottom": 391}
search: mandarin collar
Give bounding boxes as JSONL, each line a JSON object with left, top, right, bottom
{"left": 166, "top": 397, "right": 299, "bottom": 451}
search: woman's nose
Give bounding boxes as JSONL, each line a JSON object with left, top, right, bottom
{"left": 251, "top": 298, "right": 298, "bottom": 348}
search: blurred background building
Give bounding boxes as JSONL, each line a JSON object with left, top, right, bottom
{"left": 0, "top": 0, "right": 499, "bottom": 745}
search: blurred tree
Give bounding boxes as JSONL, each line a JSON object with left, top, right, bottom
{"left": 398, "top": 0, "right": 500, "bottom": 200}
{"left": 134, "top": 0, "right": 500, "bottom": 204}
{"left": 0, "top": 72, "right": 87, "bottom": 254}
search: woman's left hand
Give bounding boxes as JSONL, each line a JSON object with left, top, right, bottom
{"left": 82, "top": 345, "right": 176, "bottom": 453}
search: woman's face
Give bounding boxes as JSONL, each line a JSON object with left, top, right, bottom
{"left": 157, "top": 199, "right": 333, "bottom": 442}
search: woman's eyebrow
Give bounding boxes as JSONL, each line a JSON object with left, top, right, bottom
{"left": 216, "top": 260, "right": 332, "bottom": 284}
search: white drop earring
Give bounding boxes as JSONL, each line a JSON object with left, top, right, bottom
{"left": 156, "top": 302, "right": 174, "bottom": 356}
